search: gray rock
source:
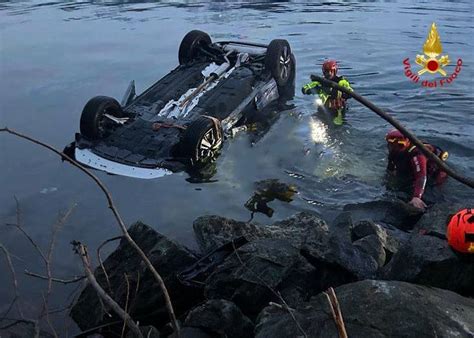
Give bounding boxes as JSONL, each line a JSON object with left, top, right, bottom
{"left": 380, "top": 234, "right": 474, "bottom": 295}
{"left": 199, "top": 212, "right": 388, "bottom": 320}
{"left": 255, "top": 280, "right": 474, "bottom": 338}
{"left": 0, "top": 320, "right": 53, "bottom": 338}
{"left": 204, "top": 238, "right": 315, "bottom": 318}
{"left": 301, "top": 213, "right": 380, "bottom": 279}
{"left": 184, "top": 299, "right": 254, "bottom": 338}
{"left": 353, "top": 234, "right": 386, "bottom": 267}
{"left": 71, "top": 222, "right": 200, "bottom": 332}
{"left": 351, "top": 220, "right": 407, "bottom": 266}
{"left": 126, "top": 325, "right": 160, "bottom": 338}
{"left": 180, "top": 327, "right": 215, "bottom": 338}
{"left": 193, "top": 212, "right": 329, "bottom": 254}
{"left": 343, "top": 200, "right": 423, "bottom": 230}
{"left": 413, "top": 202, "right": 467, "bottom": 237}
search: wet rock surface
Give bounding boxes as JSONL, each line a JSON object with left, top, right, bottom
{"left": 255, "top": 280, "right": 474, "bottom": 338}
{"left": 380, "top": 233, "right": 474, "bottom": 295}
{"left": 70, "top": 222, "right": 200, "bottom": 332}
{"left": 343, "top": 199, "right": 423, "bottom": 230}
{"left": 71, "top": 203, "right": 474, "bottom": 337}
{"left": 183, "top": 299, "right": 253, "bottom": 338}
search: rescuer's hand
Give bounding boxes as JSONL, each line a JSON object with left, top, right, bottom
{"left": 409, "top": 197, "right": 427, "bottom": 211}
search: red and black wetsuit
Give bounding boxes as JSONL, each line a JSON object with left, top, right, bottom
{"left": 387, "top": 144, "right": 448, "bottom": 199}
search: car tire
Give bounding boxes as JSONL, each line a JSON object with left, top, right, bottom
{"left": 80, "top": 96, "right": 124, "bottom": 140}
{"left": 178, "top": 30, "right": 212, "bottom": 65}
{"left": 265, "top": 39, "right": 293, "bottom": 87}
{"left": 181, "top": 115, "right": 223, "bottom": 165}
{"left": 278, "top": 53, "right": 296, "bottom": 99}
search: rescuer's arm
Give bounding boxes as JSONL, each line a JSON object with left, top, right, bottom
{"left": 338, "top": 78, "right": 353, "bottom": 99}
{"left": 409, "top": 154, "right": 428, "bottom": 210}
{"left": 302, "top": 81, "right": 322, "bottom": 95}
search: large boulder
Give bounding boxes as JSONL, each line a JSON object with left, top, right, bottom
{"left": 301, "top": 213, "right": 381, "bottom": 279}
{"left": 183, "top": 299, "right": 254, "bottom": 338}
{"left": 71, "top": 222, "right": 200, "bottom": 332}
{"left": 198, "top": 212, "right": 394, "bottom": 319}
{"left": 204, "top": 238, "right": 317, "bottom": 318}
{"left": 413, "top": 202, "right": 467, "bottom": 237}
{"left": 193, "top": 211, "right": 329, "bottom": 254}
{"left": 255, "top": 280, "right": 474, "bottom": 338}
{"left": 380, "top": 234, "right": 474, "bottom": 295}
{"left": 351, "top": 219, "right": 409, "bottom": 266}
{"left": 343, "top": 200, "right": 423, "bottom": 230}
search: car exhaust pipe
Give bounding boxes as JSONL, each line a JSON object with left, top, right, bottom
{"left": 179, "top": 62, "right": 231, "bottom": 108}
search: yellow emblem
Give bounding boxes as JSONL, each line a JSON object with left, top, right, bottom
{"left": 415, "top": 23, "right": 450, "bottom": 76}
{"left": 469, "top": 243, "right": 474, "bottom": 253}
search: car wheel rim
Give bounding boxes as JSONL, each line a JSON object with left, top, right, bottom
{"left": 279, "top": 46, "right": 291, "bottom": 81}
{"left": 198, "top": 127, "right": 222, "bottom": 161}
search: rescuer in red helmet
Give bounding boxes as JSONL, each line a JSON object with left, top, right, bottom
{"left": 447, "top": 208, "right": 474, "bottom": 254}
{"left": 385, "top": 129, "right": 449, "bottom": 210}
{"left": 302, "top": 60, "right": 353, "bottom": 125}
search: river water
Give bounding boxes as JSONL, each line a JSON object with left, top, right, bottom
{"left": 1, "top": 0, "right": 473, "bottom": 334}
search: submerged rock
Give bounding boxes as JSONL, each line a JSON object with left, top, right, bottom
{"left": 183, "top": 299, "right": 254, "bottom": 338}
{"left": 380, "top": 234, "right": 474, "bottom": 295}
{"left": 71, "top": 222, "right": 200, "bottom": 333}
{"left": 255, "top": 280, "right": 474, "bottom": 338}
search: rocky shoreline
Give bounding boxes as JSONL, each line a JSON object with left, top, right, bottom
{"left": 70, "top": 201, "right": 474, "bottom": 337}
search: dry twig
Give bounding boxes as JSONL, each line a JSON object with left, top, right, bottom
{"left": 1, "top": 127, "right": 180, "bottom": 336}
{"left": 121, "top": 273, "right": 131, "bottom": 338}
{"left": 97, "top": 236, "right": 123, "bottom": 294}
{"left": 24, "top": 270, "right": 85, "bottom": 284}
{"left": 0, "top": 244, "right": 24, "bottom": 320}
{"left": 324, "top": 287, "right": 348, "bottom": 338}
{"left": 72, "top": 242, "right": 143, "bottom": 338}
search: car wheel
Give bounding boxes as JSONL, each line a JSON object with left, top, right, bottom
{"left": 181, "top": 115, "right": 223, "bottom": 165}
{"left": 265, "top": 39, "right": 293, "bottom": 87}
{"left": 80, "top": 96, "right": 124, "bottom": 140}
{"left": 178, "top": 30, "right": 212, "bottom": 65}
{"left": 278, "top": 53, "right": 296, "bottom": 99}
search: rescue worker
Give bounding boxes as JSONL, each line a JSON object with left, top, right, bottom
{"left": 302, "top": 60, "right": 353, "bottom": 125}
{"left": 385, "top": 129, "right": 449, "bottom": 210}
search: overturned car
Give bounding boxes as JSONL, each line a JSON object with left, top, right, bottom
{"left": 73, "top": 30, "right": 295, "bottom": 179}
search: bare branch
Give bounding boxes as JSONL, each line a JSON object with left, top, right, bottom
{"left": 0, "top": 244, "right": 24, "bottom": 320}
{"left": 42, "top": 292, "right": 58, "bottom": 338}
{"left": 97, "top": 236, "right": 123, "bottom": 294}
{"left": 1, "top": 127, "right": 179, "bottom": 335}
{"left": 41, "top": 203, "right": 77, "bottom": 338}
{"left": 121, "top": 273, "right": 131, "bottom": 338}
{"left": 24, "top": 270, "right": 85, "bottom": 284}
{"left": 72, "top": 242, "right": 143, "bottom": 338}
{"left": 7, "top": 198, "right": 48, "bottom": 264}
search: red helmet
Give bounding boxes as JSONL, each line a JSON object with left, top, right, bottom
{"left": 386, "top": 129, "right": 410, "bottom": 151}
{"left": 447, "top": 208, "right": 474, "bottom": 254}
{"left": 322, "top": 60, "right": 338, "bottom": 78}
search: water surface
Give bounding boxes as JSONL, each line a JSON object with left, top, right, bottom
{"left": 0, "top": 0, "right": 473, "bottom": 334}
